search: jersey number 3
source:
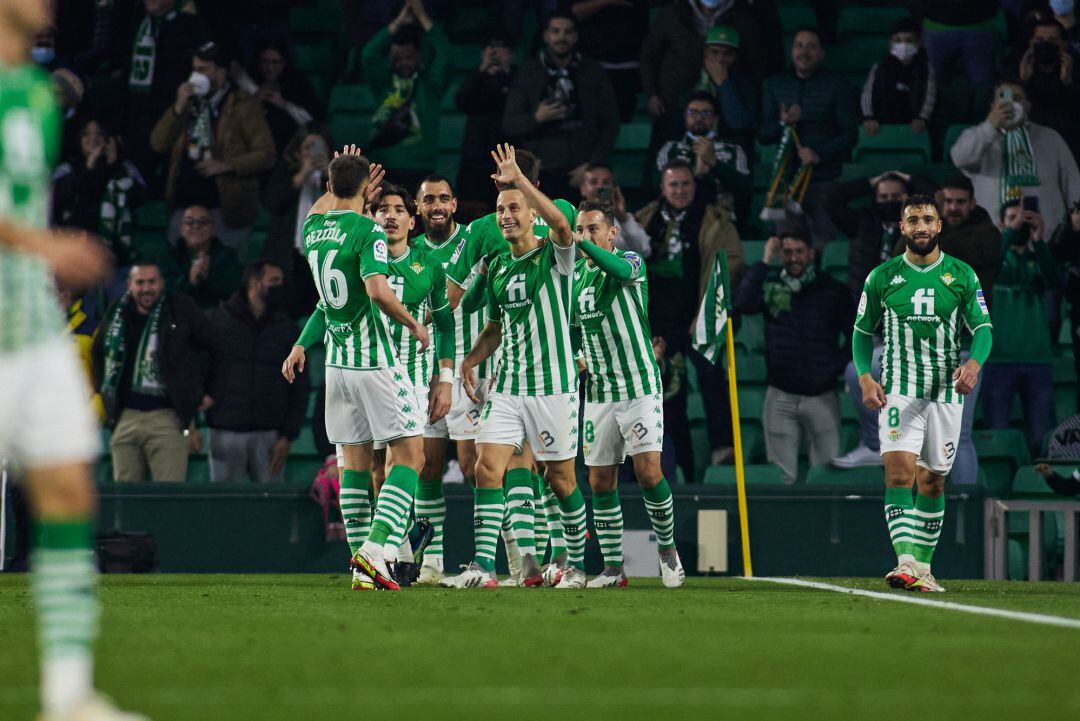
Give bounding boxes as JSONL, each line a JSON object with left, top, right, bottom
{"left": 308, "top": 249, "right": 349, "bottom": 308}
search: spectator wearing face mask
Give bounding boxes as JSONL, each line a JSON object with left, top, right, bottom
{"left": 207, "top": 261, "right": 308, "bottom": 483}
{"left": 1048, "top": 200, "right": 1080, "bottom": 408}
{"left": 1049, "top": 0, "right": 1080, "bottom": 61}
{"left": 861, "top": 17, "right": 936, "bottom": 136}
{"left": 951, "top": 79, "right": 1080, "bottom": 240}
{"left": 1017, "top": 18, "right": 1080, "bottom": 162}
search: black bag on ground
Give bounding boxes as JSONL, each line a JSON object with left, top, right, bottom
{"left": 96, "top": 531, "right": 158, "bottom": 573}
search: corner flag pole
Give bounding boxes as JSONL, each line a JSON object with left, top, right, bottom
{"left": 724, "top": 323, "right": 753, "bottom": 577}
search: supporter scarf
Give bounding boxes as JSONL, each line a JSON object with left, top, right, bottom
{"left": 100, "top": 294, "right": 167, "bottom": 415}
{"left": 128, "top": 10, "right": 176, "bottom": 92}
{"left": 186, "top": 86, "right": 228, "bottom": 161}
{"left": 781, "top": 264, "right": 816, "bottom": 293}
{"left": 1001, "top": 126, "right": 1040, "bottom": 205}
{"left": 99, "top": 173, "right": 136, "bottom": 265}
{"left": 540, "top": 50, "right": 581, "bottom": 124}
{"left": 760, "top": 125, "right": 812, "bottom": 223}
{"left": 651, "top": 207, "right": 688, "bottom": 278}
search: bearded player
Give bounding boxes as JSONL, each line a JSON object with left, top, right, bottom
{"left": 853, "top": 195, "right": 992, "bottom": 593}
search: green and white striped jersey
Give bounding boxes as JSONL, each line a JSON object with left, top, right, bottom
{"left": 855, "top": 252, "right": 992, "bottom": 404}
{"left": 487, "top": 240, "right": 578, "bottom": 396}
{"left": 0, "top": 64, "right": 64, "bottom": 354}
{"left": 386, "top": 245, "right": 448, "bottom": 386}
{"left": 303, "top": 210, "right": 396, "bottom": 370}
{"left": 416, "top": 224, "right": 491, "bottom": 378}
{"left": 572, "top": 250, "right": 662, "bottom": 402}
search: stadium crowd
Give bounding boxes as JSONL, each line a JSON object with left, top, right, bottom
{"left": 39, "top": 0, "right": 1080, "bottom": 486}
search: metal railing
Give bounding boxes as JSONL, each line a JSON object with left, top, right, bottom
{"left": 984, "top": 499, "right": 1080, "bottom": 581}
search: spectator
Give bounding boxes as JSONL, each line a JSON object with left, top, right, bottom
{"left": 861, "top": 17, "right": 937, "bottom": 134}
{"left": 1050, "top": 1, "right": 1080, "bottom": 61}
{"left": 233, "top": 35, "right": 324, "bottom": 154}
{"left": 1048, "top": 201, "right": 1080, "bottom": 408}
{"left": 207, "top": 261, "right": 307, "bottom": 482}
{"left": 936, "top": 174, "right": 1004, "bottom": 304}
{"left": 734, "top": 231, "right": 855, "bottom": 484}
{"left": 122, "top": 0, "right": 205, "bottom": 179}
{"left": 635, "top": 160, "right": 745, "bottom": 477}
{"left": 52, "top": 68, "right": 86, "bottom": 161}
{"left": 52, "top": 117, "right": 147, "bottom": 279}
{"left": 576, "top": 163, "right": 650, "bottom": 256}
{"left": 150, "top": 41, "right": 276, "bottom": 258}
{"left": 1034, "top": 463, "right": 1080, "bottom": 495}
{"left": 951, "top": 79, "right": 1080, "bottom": 240}
{"left": 92, "top": 261, "right": 228, "bottom": 483}
{"left": 164, "top": 205, "right": 244, "bottom": 310}
{"left": 759, "top": 26, "right": 859, "bottom": 247}
{"left": 570, "top": 0, "right": 650, "bottom": 122}
{"left": 262, "top": 125, "right": 329, "bottom": 316}
{"left": 503, "top": 11, "right": 621, "bottom": 202}
{"left": 826, "top": 170, "right": 938, "bottom": 299}
{"left": 913, "top": 0, "right": 999, "bottom": 109}
{"left": 982, "top": 202, "right": 1061, "bottom": 455}
{"left": 688, "top": 26, "right": 758, "bottom": 155}
{"left": 1017, "top": 18, "right": 1080, "bottom": 161}
{"left": 656, "top": 91, "right": 751, "bottom": 219}
{"left": 455, "top": 36, "right": 516, "bottom": 220}
{"left": 361, "top": 0, "right": 450, "bottom": 191}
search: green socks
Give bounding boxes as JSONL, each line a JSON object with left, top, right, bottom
{"left": 592, "top": 489, "right": 624, "bottom": 567}
{"left": 542, "top": 485, "right": 567, "bottom": 560}
{"left": 885, "top": 487, "right": 916, "bottom": 564}
{"left": 367, "top": 466, "right": 419, "bottom": 547}
{"left": 339, "top": 470, "right": 372, "bottom": 555}
{"left": 642, "top": 478, "right": 676, "bottom": 549}
{"left": 533, "top": 474, "right": 550, "bottom": 563}
{"left": 558, "top": 487, "right": 588, "bottom": 570}
{"left": 473, "top": 487, "right": 504, "bottom": 572}
{"left": 505, "top": 468, "right": 537, "bottom": 558}
{"left": 414, "top": 477, "right": 446, "bottom": 562}
{"left": 33, "top": 519, "right": 97, "bottom": 717}
{"left": 912, "top": 491, "right": 945, "bottom": 570}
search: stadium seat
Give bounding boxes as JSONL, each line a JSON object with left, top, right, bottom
{"left": 328, "top": 84, "right": 375, "bottom": 113}
{"left": 824, "top": 36, "right": 883, "bottom": 75}
{"left": 284, "top": 456, "right": 325, "bottom": 484}
{"left": 1010, "top": 465, "right": 1063, "bottom": 498}
{"left": 135, "top": 201, "right": 168, "bottom": 229}
{"left": 438, "top": 114, "right": 467, "bottom": 150}
{"left": 441, "top": 82, "right": 461, "bottom": 111}
{"left": 740, "top": 422, "right": 766, "bottom": 463}
{"left": 187, "top": 457, "right": 211, "bottom": 483}
{"left": 1055, "top": 386, "right": 1076, "bottom": 424}
{"left": 610, "top": 155, "right": 645, "bottom": 191}
{"left": 614, "top": 122, "right": 651, "bottom": 152}
{"left": 328, "top": 112, "right": 373, "bottom": 149}
{"left": 852, "top": 125, "right": 932, "bottom": 165}
{"left": 742, "top": 239, "right": 765, "bottom": 265}
{"left": 288, "top": 1, "right": 344, "bottom": 41}
{"left": 730, "top": 348, "right": 767, "bottom": 384}
{"left": 452, "top": 45, "right": 484, "bottom": 73}
{"left": 973, "top": 429, "right": 1030, "bottom": 497}
{"left": 778, "top": 5, "right": 817, "bottom": 34}
{"left": 293, "top": 44, "right": 335, "bottom": 78}
{"left": 735, "top": 313, "right": 764, "bottom": 352}
{"left": 737, "top": 386, "right": 766, "bottom": 422}
{"left": 822, "top": 239, "right": 849, "bottom": 274}
{"left": 292, "top": 426, "right": 319, "bottom": 456}
{"left": 942, "top": 123, "right": 969, "bottom": 162}
{"left": 1054, "top": 354, "right": 1078, "bottom": 385}
{"left": 836, "top": 6, "right": 912, "bottom": 40}
{"left": 437, "top": 153, "right": 460, "bottom": 183}
{"left": 805, "top": 464, "right": 881, "bottom": 486}
{"left": 703, "top": 463, "right": 786, "bottom": 485}
{"left": 688, "top": 391, "right": 705, "bottom": 422}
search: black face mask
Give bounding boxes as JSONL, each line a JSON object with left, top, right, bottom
{"left": 1034, "top": 41, "right": 1060, "bottom": 65}
{"left": 263, "top": 284, "right": 287, "bottom": 311}
{"left": 876, "top": 201, "right": 903, "bottom": 224}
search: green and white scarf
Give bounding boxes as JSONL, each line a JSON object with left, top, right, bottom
{"left": 100, "top": 295, "right": 167, "bottom": 414}
{"left": 128, "top": 11, "right": 176, "bottom": 92}
{"left": 1001, "top": 126, "right": 1040, "bottom": 205}
{"left": 760, "top": 125, "right": 812, "bottom": 222}
{"left": 692, "top": 251, "right": 732, "bottom": 364}
{"left": 99, "top": 175, "right": 135, "bottom": 265}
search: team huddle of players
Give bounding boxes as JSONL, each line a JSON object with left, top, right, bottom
{"left": 282, "top": 143, "right": 684, "bottom": 591}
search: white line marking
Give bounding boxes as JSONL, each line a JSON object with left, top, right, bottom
{"left": 746, "top": 576, "right": 1080, "bottom": 630}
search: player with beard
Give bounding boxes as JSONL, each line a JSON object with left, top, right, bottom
{"left": 853, "top": 195, "right": 993, "bottom": 593}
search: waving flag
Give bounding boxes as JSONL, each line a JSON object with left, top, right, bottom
{"left": 692, "top": 250, "right": 732, "bottom": 363}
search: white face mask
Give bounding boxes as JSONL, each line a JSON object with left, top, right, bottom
{"left": 890, "top": 42, "right": 919, "bottom": 63}
{"left": 1010, "top": 102, "right": 1026, "bottom": 125}
{"left": 188, "top": 71, "right": 211, "bottom": 97}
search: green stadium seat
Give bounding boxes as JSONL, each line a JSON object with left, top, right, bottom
{"left": 1054, "top": 354, "right": 1078, "bottom": 384}
{"left": 452, "top": 45, "right": 484, "bottom": 73}
{"left": 735, "top": 313, "right": 764, "bottom": 353}
{"left": 824, "top": 37, "right": 883, "bottom": 75}
{"left": 778, "top": 5, "right": 817, "bottom": 34}
{"left": 837, "top": 6, "right": 912, "bottom": 40}
{"left": 751, "top": 161, "right": 775, "bottom": 192}
{"left": 742, "top": 239, "right": 765, "bottom": 265}
{"left": 135, "top": 201, "right": 168, "bottom": 229}
{"left": 441, "top": 82, "right": 461, "bottom": 111}
{"left": 284, "top": 456, "right": 326, "bottom": 484}
{"left": 187, "top": 457, "right": 211, "bottom": 483}
{"left": 1010, "top": 465, "right": 1063, "bottom": 497}
{"left": 437, "top": 153, "right": 460, "bottom": 183}
{"left": 740, "top": 422, "right": 766, "bottom": 463}
{"left": 94, "top": 458, "right": 113, "bottom": 484}
{"left": 328, "top": 112, "right": 373, "bottom": 148}
{"left": 293, "top": 44, "right": 334, "bottom": 78}
{"left": 840, "top": 162, "right": 878, "bottom": 182}
{"left": 737, "top": 386, "right": 766, "bottom": 422}
{"left": 822, "top": 239, "right": 849, "bottom": 272}
{"left": 852, "top": 125, "right": 932, "bottom": 165}
{"left": 292, "top": 426, "right": 319, "bottom": 456}
{"left": 942, "top": 123, "right": 969, "bottom": 162}
{"left": 452, "top": 8, "right": 496, "bottom": 43}
{"left": 305, "top": 390, "right": 317, "bottom": 420}
{"left": 688, "top": 391, "right": 705, "bottom": 422}
{"left": 703, "top": 463, "right": 786, "bottom": 485}
{"left": 730, "top": 348, "right": 766, "bottom": 384}
{"left": 805, "top": 464, "right": 882, "bottom": 486}
{"left": 615, "top": 122, "right": 651, "bottom": 152}
{"left": 610, "top": 155, "right": 645, "bottom": 190}
{"left": 973, "top": 429, "right": 1030, "bottom": 497}
{"left": 1055, "top": 386, "right": 1076, "bottom": 424}
{"left": 438, "top": 114, "right": 467, "bottom": 150}
{"left": 289, "top": 2, "right": 344, "bottom": 40}
{"left": 329, "top": 84, "right": 375, "bottom": 113}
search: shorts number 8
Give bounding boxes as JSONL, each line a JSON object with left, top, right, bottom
{"left": 887, "top": 407, "right": 900, "bottom": 428}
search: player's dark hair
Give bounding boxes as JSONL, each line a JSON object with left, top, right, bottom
{"left": 660, "top": 158, "right": 695, "bottom": 179}
{"left": 418, "top": 174, "right": 454, "bottom": 198}
{"left": 544, "top": 10, "right": 576, "bottom": 31}
{"left": 243, "top": 260, "right": 282, "bottom": 290}
{"left": 377, "top": 183, "right": 417, "bottom": 217}
{"left": 327, "top": 154, "right": 370, "bottom": 200}
{"left": 889, "top": 16, "right": 921, "bottom": 37}
{"left": 515, "top": 149, "right": 542, "bottom": 185}
{"left": 779, "top": 229, "right": 812, "bottom": 247}
{"left": 941, "top": 173, "right": 974, "bottom": 196}
{"left": 901, "top": 194, "right": 942, "bottom": 218}
{"left": 792, "top": 25, "right": 823, "bottom": 45}
{"left": 999, "top": 198, "right": 1022, "bottom": 222}
{"left": 686, "top": 90, "right": 719, "bottom": 113}
{"left": 577, "top": 199, "right": 615, "bottom": 227}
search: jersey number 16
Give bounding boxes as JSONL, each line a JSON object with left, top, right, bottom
{"left": 308, "top": 249, "right": 349, "bottom": 309}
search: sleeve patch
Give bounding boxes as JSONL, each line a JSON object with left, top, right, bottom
{"left": 857, "top": 291, "right": 867, "bottom": 317}
{"left": 373, "top": 239, "right": 388, "bottom": 263}
{"left": 625, "top": 252, "right": 642, "bottom": 277}
{"left": 976, "top": 289, "right": 987, "bottom": 314}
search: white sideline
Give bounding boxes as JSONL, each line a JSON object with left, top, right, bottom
{"left": 746, "top": 576, "right": 1080, "bottom": 630}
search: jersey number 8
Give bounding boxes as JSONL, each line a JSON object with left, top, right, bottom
{"left": 308, "top": 249, "right": 349, "bottom": 308}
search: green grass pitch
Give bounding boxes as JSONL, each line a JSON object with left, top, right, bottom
{"left": 3, "top": 575, "right": 1080, "bottom": 721}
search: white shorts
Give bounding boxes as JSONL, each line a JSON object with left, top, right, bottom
{"left": 0, "top": 336, "right": 99, "bottom": 468}
{"left": 325, "top": 365, "right": 424, "bottom": 446}
{"left": 878, "top": 395, "right": 963, "bottom": 473}
{"left": 582, "top": 394, "right": 665, "bottom": 467}
{"left": 477, "top": 391, "right": 578, "bottom": 461}
{"left": 425, "top": 377, "right": 487, "bottom": 441}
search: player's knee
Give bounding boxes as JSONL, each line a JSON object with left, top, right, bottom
{"left": 27, "top": 469, "right": 96, "bottom": 517}
{"left": 545, "top": 461, "right": 576, "bottom": 497}
{"left": 588, "top": 467, "right": 618, "bottom": 492}
{"left": 474, "top": 457, "right": 503, "bottom": 488}
{"left": 632, "top": 453, "right": 663, "bottom": 488}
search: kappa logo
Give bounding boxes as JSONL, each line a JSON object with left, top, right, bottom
{"left": 890, "top": 275, "right": 905, "bottom": 286}
{"left": 397, "top": 388, "right": 410, "bottom": 398}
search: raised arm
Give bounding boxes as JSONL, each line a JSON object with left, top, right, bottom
{"left": 490, "top": 143, "right": 572, "bottom": 247}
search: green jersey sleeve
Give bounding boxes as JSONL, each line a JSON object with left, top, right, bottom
{"left": 428, "top": 261, "right": 449, "bottom": 313}
{"left": 553, "top": 198, "right": 578, "bottom": 229}
{"left": 446, "top": 220, "right": 484, "bottom": 286}
{"left": 962, "top": 273, "right": 993, "bottom": 333}
{"left": 853, "top": 270, "right": 882, "bottom": 336}
{"left": 485, "top": 258, "right": 502, "bottom": 324}
{"left": 358, "top": 224, "right": 390, "bottom": 279}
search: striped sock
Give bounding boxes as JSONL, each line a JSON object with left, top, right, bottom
{"left": 642, "top": 478, "right": 676, "bottom": 549}
{"left": 367, "top": 466, "right": 419, "bottom": 547}
{"left": 911, "top": 491, "right": 945, "bottom": 571}
{"left": 473, "top": 487, "right": 504, "bottom": 572}
{"left": 884, "top": 487, "right": 917, "bottom": 564}
{"left": 543, "top": 485, "right": 567, "bottom": 560}
{"left": 33, "top": 520, "right": 97, "bottom": 717}
{"left": 414, "top": 478, "right": 446, "bottom": 562}
{"left": 339, "top": 470, "right": 372, "bottom": 555}
{"left": 384, "top": 513, "right": 413, "bottom": 561}
{"left": 592, "top": 489, "right": 624, "bottom": 567}
{"left": 533, "top": 475, "right": 550, "bottom": 564}
{"left": 558, "top": 487, "right": 588, "bottom": 570}
{"left": 505, "top": 468, "right": 537, "bottom": 558}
